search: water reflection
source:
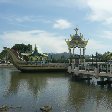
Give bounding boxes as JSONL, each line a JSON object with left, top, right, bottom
{"left": 1, "top": 68, "right": 112, "bottom": 111}
{"left": 68, "top": 80, "right": 112, "bottom": 112}
{"left": 8, "top": 71, "right": 48, "bottom": 96}
{"left": 0, "top": 69, "right": 68, "bottom": 112}
{"left": 8, "top": 71, "right": 66, "bottom": 95}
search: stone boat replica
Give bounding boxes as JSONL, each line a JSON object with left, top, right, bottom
{"left": 6, "top": 48, "right": 67, "bottom": 72}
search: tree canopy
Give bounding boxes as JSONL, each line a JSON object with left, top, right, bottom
{"left": 12, "top": 44, "right": 32, "bottom": 53}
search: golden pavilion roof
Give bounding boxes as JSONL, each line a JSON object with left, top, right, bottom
{"left": 65, "top": 28, "right": 88, "bottom": 48}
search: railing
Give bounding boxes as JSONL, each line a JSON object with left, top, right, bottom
{"left": 68, "top": 63, "right": 112, "bottom": 75}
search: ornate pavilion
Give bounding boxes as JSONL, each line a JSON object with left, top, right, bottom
{"left": 65, "top": 28, "right": 88, "bottom": 65}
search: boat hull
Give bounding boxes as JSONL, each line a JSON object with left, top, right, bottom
{"left": 6, "top": 48, "right": 68, "bottom": 73}
{"left": 19, "top": 67, "right": 67, "bottom": 73}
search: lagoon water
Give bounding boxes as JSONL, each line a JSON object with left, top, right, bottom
{"left": 0, "top": 68, "right": 112, "bottom": 112}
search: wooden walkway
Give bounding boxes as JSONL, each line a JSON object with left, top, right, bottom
{"left": 68, "top": 63, "right": 112, "bottom": 77}
{"left": 68, "top": 63, "right": 112, "bottom": 86}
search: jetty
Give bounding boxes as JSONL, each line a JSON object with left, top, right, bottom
{"left": 68, "top": 63, "right": 112, "bottom": 86}
{"left": 65, "top": 28, "right": 112, "bottom": 87}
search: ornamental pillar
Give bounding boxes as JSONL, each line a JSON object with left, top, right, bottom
{"left": 73, "top": 47, "right": 75, "bottom": 57}
{"left": 110, "top": 64, "right": 112, "bottom": 74}
{"left": 68, "top": 48, "right": 72, "bottom": 64}
{"left": 83, "top": 48, "right": 86, "bottom": 65}
{"left": 83, "top": 48, "right": 86, "bottom": 57}
{"left": 69, "top": 48, "right": 71, "bottom": 55}
{"left": 80, "top": 47, "right": 81, "bottom": 57}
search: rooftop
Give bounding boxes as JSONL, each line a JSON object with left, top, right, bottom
{"left": 65, "top": 28, "right": 88, "bottom": 48}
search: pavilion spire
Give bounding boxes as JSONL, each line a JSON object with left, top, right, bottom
{"left": 74, "top": 28, "right": 79, "bottom": 35}
{"left": 34, "top": 44, "right": 38, "bottom": 52}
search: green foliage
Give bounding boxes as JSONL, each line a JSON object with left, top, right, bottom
{"left": 0, "top": 50, "right": 7, "bottom": 59}
{"left": 12, "top": 44, "right": 32, "bottom": 53}
{"left": 102, "top": 51, "right": 112, "bottom": 61}
{"left": 87, "top": 52, "right": 112, "bottom": 62}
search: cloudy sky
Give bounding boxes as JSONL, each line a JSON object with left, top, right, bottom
{"left": 0, "top": 0, "right": 112, "bottom": 54}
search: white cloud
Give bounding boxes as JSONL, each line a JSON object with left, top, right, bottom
{"left": 53, "top": 19, "right": 72, "bottom": 29}
{"left": 51, "top": 0, "right": 112, "bottom": 24}
{"left": 84, "top": 0, "right": 112, "bottom": 24}
{"left": 100, "top": 31, "right": 112, "bottom": 40}
{"left": 86, "top": 39, "right": 111, "bottom": 54}
{"left": 0, "top": 29, "right": 111, "bottom": 54}
{"left": 0, "top": 30, "right": 68, "bottom": 53}
{"left": 1, "top": 15, "right": 51, "bottom": 24}
{"left": 2, "top": 0, "right": 112, "bottom": 25}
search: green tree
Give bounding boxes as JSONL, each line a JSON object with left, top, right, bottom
{"left": 102, "top": 51, "right": 112, "bottom": 61}
{"left": 12, "top": 44, "right": 32, "bottom": 53}
{"left": 0, "top": 50, "right": 7, "bottom": 60}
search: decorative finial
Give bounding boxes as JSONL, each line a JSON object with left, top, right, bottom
{"left": 34, "top": 44, "right": 38, "bottom": 52}
{"left": 74, "top": 28, "right": 79, "bottom": 35}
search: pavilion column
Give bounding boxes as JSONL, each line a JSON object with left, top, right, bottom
{"left": 80, "top": 47, "right": 81, "bottom": 57}
{"left": 68, "top": 48, "right": 72, "bottom": 64}
{"left": 83, "top": 48, "right": 85, "bottom": 57}
{"left": 69, "top": 48, "right": 72, "bottom": 58}
{"left": 73, "top": 47, "right": 75, "bottom": 57}
{"left": 83, "top": 48, "right": 86, "bottom": 65}
{"left": 79, "top": 47, "right": 81, "bottom": 64}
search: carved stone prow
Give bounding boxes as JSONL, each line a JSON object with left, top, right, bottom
{"left": 5, "top": 48, "right": 27, "bottom": 70}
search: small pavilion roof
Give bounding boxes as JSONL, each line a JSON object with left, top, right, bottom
{"left": 30, "top": 44, "right": 48, "bottom": 57}
{"left": 65, "top": 28, "right": 88, "bottom": 48}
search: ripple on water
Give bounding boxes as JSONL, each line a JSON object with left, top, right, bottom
{"left": 0, "top": 68, "right": 112, "bottom": 112}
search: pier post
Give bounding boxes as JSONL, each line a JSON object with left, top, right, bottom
{"left": 85, "top": 64, "right": 87, "bottom": 71}
{"left": 68, "top": 59, "right": 71, "bottom": 65}
{"left": 100, "top": 64, "right": 102, "bottom": 72}
{"left": 100, "top": 77, "right": 104, "bottom": 81}
{"left": 94, "top": 67, "right": 99, "bottom": 78}
{"left": 107, "top": 64, "right": 109, "bottom": 73}
{"left": 87, "top": 75, "right": 91, "bottom": 85}
{"left": 68, "top": 66, "right": 72, "bottom": 73}
{"left": 72, "top": 63, "right": 74, "bottom": 72}
{"left": 99, "top": 77, "right": 105, "bottom": 88}
{"left": 98, "top": 64, "right": 99, "bottom": 73}
{"left": 110, "top": 64, "right": 112, "bottom": 74}
{"left": 107, "top": 77, "right": 111, "bottom": 88}
{"left": 79, "top": 59, "right": 80, "bottom": 64}
{"left": 83, "top": 59, "right": 85, "bottom": 66}
{"left": 87, "top": 63, "right": 89, "bottom": 72}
